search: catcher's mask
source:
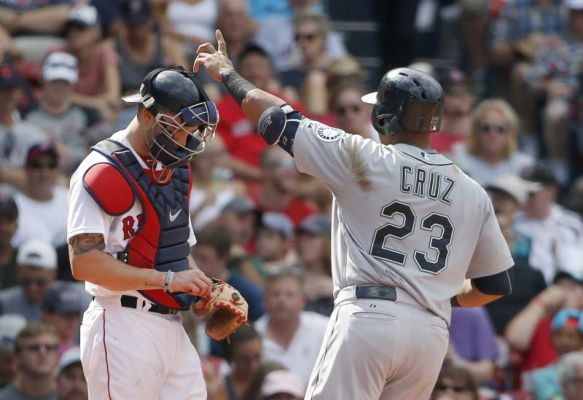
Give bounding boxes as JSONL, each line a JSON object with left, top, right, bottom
{"left": 123, "top": 68, "right": 219, "bottom": 182}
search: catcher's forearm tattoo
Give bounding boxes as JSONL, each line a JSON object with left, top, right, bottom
{"left": 221, "top": 69, "right": 256, "bottom": 106}
{"left": 69, "top": 233, "right": 105, "bottom": 255}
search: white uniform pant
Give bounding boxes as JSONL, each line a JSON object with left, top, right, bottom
{"left": 305, "top": 286, "right": 449, "bottom": 400}
{"left": 80, "top": 296, "right": 206, "bottom": 400}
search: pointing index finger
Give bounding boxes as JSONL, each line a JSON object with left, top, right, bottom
{"left": 216, "top": 29, "right": 227, "bottom": 54}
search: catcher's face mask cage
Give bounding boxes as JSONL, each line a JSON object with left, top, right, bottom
{"left": 149, "top": 100, "right": 219, "bottom": 169}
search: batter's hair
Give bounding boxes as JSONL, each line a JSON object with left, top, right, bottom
{"left": 14, "top": 321, "right": 58, "bottom": 352}
{"left": 466, "top": 99, "right": 519, "bottom": 159}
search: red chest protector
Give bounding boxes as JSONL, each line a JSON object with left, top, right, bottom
{"left": 83, "top": 139, "right": 194, "bottom": 310}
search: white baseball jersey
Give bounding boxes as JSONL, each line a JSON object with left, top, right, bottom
{"left": 293, "top": 119, "right": 514, "bottom": 323}
{"left": 67, "top": 130, "right": 197, "bottom": 298}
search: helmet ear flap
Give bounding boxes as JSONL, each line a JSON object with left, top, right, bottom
{"left": 372, "top": 103, "right": 400, "bottom": 136}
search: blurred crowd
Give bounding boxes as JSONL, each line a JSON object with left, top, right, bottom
{"left": 0, "top": 0, "right": 583, "bottom": 399}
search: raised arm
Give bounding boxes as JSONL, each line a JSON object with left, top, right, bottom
{"left": 193, "top": 30, "right": 285, "bottom": 124}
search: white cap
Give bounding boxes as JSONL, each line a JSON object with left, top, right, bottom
{"left": 17, "top": 239, "right": 57, "bottom": 270}
{"left": 43, "top": 52, "right": 78, "bottom": 84}
{"left": 566, "top": 0, "right": 583, "bottom": 10}
{"left": 485, "top": 174, "right": 541, "bottom": 206}
{"left": 66, "top": 4, "right": 99, "bottom": 27}
{"left": 0, "top": 314, "right": 27, "bottom": 352}
{"left": 261, "top": 370, "right": 304, "bottom": 398}
{"left": 58, "top": 346, "right": 81, "bottom": 373}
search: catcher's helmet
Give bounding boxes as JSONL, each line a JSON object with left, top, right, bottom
{"left": 362, "top": 67, "right": 444, "bottom": 136}
{"left": 122, "top": 68, "right": 218, "bottom": 172}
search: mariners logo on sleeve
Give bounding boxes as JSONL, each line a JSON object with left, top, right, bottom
{"left": 316, "top": 125, "right": 345, "bottom": 142}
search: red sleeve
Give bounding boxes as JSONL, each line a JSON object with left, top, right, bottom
{"left": 518, "top": 318, "right": 557, "bottom": 373}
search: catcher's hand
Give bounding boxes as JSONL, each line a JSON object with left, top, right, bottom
{"left": 193, "top": 279, "right": 248, "bottom": 341}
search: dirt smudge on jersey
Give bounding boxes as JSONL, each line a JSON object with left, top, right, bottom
{"left": 345, "top": 140, "right": 372, "bottom": 191}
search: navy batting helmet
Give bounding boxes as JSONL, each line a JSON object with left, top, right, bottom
{"left": 122, "top": 68, "right": 218, "bottom": 169}
{"left": 362, "top": 67, "right": 444, "bottom": 136}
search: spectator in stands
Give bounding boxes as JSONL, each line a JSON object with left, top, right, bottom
{"left": 218, "top": 196, "right": 259, "bottom": 253}
{"left": 529, "top": 309, "right": 583, "bottom": 400}
{"left": 260, "top": 369, "right": 305, "bottom": 400}
{"left": 0, "top": 239, "right": 57, "bottom": 320}
{"left": 329, "top": 81, "right": 378, "bottom": 141}
{"left": 557, "top": 351, "right": 583, "bottom": 400}
{"left": 255, "top": 0, "right": 346, "bottom": 72}
{"left": 255, "top": 213, "right": 296, "bottom": 273}
{"left": 514, "top": 164, "right": 583, "bottom": 283}
{"left": 216, "top": 44, "right": 301, "bottom": 180}
{"left": 445, "top": 306, "right": 499, "bottom": 385}
{"left": 488, "top": 0, "right": 567, "bottom": 136}
{"left": 206, "top": 324, "right": 263, "bottom": 400}
{"left": 63, "top": 4, "right": 121, "bottom": 123}
{"left": 56, "top": 347, "right": 86, "bottom": 400}
{"left": 251, "top": 147, "right": 316, "bottom": 226}
{"left": 485, "top": 213, "right": 547, "bottom": 335}
{"left": 485, "top": 174, "right": 530, "bottom": 220}
{"left": 430, "top": 67, "right": 473, "bottom": 155}
{"left": 452, "top": 99, "right": 533, "bottom": 187}
{"left": 255, "top": 268, "right": 329, "bottom": 384}
{"left": 42, "top": 283, "right": 89, "bottom": 356}
{"left": 518, "top": 0, "right": 583, "bottom": 182}
{"left": 295, "top": 214, "right": 333, "bottom": 316}
{"left": 24, "top": 52, "right": 106, "bottom": 173}
{"left": 0, "top": 0, "right": 71, "bottom": 61}
{"left": 0, "top": 62, "right": 47, "bottom": 190}
{"left": 189, "top": 135, "right": 243, "bottom": 231}
{"left": 0, "top": 321, "right": 59, "bottom": 400}
{"left": 12, "top": 143, "right": 68, "bottom": 247}
{"left": 0, "top": 314, "right": 26, "bottom": 389}
{"left": 430, "top": 367, "right": 479, "bottom": 400}
{"left": 193, "top": 224, "right": 264, "bottom": 322}
{"left": 0, "top": 194, "right": 18, "bottom": 289}
{"left": 216, "top": 0, "right": 256, "bottom": 62}
{"left": 116, "top": 0, "right": 187, "bottom": 97}
{"left": 505, "top": 273, "right": 583, "bottom": 383}
{"left": 163, "top": 0, "right": 218, "bottom": 50}
{"left": 280, "top": 11, "right": 333, "bottom": 114}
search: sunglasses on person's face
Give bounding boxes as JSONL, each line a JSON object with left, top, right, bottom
{"left": 21, "top": 277, "right": 51, "bottom": 287}
{"left": 478, "top": 123, "right": 508, "bottom": 134}
{"left": 28, "top": 160, "right": 58, "bottom": 170}
{"left": 295, "top": 32, "right": 319, "bottom": 42}
{"left": 20, "top": 342, "right": 59, "bottom": 353}
{"left": 435, "top": 383, "right": 471, "bottom": 393}
{"left": 335, "top": 104, "right": 362, "bottom": 116}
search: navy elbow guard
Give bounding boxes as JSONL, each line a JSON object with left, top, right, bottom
{"left": 258, "top": 104, "right": 303, "bottom": 156}
{"left": 473, "top": 267, "right": 514, "bottom": 296}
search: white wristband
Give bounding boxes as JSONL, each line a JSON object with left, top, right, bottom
{"left": 164, "top": 270, "right": 174, "bottom": 293}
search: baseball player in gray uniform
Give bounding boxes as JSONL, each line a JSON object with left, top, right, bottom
{"left": 195, "top": 30, "right": 514, "bottom": 400}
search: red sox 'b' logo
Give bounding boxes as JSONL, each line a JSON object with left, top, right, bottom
{"left": 122, "top": 214, "right": 143, "bottom": 240}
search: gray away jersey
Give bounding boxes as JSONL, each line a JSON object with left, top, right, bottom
{"left": 293, "top": 119, "right": 514, "bottom": 323}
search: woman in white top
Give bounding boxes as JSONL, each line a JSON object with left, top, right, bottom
{"left": 452, "top": 98, "right": 533, "bottom": 187}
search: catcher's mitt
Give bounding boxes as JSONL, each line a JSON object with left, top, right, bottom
{"left": 193, "top": 279, "right": 248, "bottom": 341}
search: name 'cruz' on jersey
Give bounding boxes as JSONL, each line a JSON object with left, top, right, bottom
{"left": 399, "top": 164, "right": 456, "bottom": 204}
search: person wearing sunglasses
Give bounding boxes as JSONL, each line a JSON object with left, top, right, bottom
{"left": 431, "top": 367, "right": 479, "bottom": 400}
{"left": 452, "top": 98, "right": 533, "bottom": 188}
{"left": 0, "top": 239, "right": 57, "bottom": 321}
{"left": 330, "top": 82, "right": 378, "bottom": 142}
{"left": 0, "top": 321, "right": 60, "bottom": 400}
{"left": 11, "top": 142, "right": 68, "bottom": 250}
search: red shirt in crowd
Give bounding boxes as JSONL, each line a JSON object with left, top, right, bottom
{"left": 430, "top": 130, "right": 466, "bottom": 155}
{"left": 518, "top": 317, "right": 556, "bottom": 374}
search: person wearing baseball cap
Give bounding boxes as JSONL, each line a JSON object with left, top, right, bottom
{"left": 42, "top": 282, "right": 91, "bottom": 356}
{"left": 0, "top": 314, "right": 27, "bottom": 388}
{"left": 256, "top": 212, "right": 296, "bottom": 273}
{"left": 261, "top": 369, "right": 305, "bottom": 400}
{"left": 56, "top": 346, "right": 87, "bottom": 400}
{"left": 0, "top": 239, "right": 57, "bottom": 320}
{"left": 0, "top": 193, "right": 19, "bottom": 290}
{"left": 514, "top": 164, "right": 583, "bottom": 283}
